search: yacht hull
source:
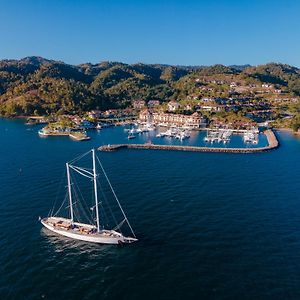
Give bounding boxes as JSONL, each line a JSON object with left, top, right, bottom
{"left": 41, "top": 218, "right": 137, "bottom": 245}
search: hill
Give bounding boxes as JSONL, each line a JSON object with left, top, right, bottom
{"left": 0, "top": 57, "right": 299, "bottom": 116}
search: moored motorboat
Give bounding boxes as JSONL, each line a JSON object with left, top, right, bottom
{"left": 128, "top": 133, "right": 136, "bottom": 139}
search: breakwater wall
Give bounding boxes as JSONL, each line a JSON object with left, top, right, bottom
{"left": 98, "top": 130, "right": 279, "bottom": 154}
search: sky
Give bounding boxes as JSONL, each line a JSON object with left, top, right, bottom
{"left": 0, "top": 0, "right": 300, "bottom": 66}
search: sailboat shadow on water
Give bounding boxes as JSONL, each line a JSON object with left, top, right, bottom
{"left": 40, "top": 149, "right": 138, "bottom": 245}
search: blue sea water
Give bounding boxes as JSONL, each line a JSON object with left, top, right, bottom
{"left": 0, "top": 118, "right": 300, "bottom": 300}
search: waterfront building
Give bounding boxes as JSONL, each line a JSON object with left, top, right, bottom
{"left": 139, "top": 109, "right": 207, "bottom": 128}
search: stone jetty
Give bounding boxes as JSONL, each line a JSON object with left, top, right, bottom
{"left": 98, "top": 130, "right": 279, "bottom": 154}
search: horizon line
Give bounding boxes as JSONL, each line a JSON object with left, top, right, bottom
{"left": 1, "top": 55, "right": 300, "bottom": 69}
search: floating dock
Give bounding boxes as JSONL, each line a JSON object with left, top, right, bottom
{"left": 98, "top": 130, "right": 279, "bottom": 154}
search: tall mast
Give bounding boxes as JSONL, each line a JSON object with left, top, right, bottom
{"left": 66, "top": 163, "right": 74, "bottom": 223}
{"left": 92, "top": 149, "right": 100, "bottom": 232}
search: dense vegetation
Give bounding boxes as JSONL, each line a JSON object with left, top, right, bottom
{"left": 0, "top": 57, "right": 300, "bottom": 128}
{"left": 0, "top": 57, "right": 189, "bottom": 116}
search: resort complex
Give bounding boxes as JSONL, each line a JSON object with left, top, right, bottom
{"left": 139, "top": 109, "right": 207, "bottom": 128}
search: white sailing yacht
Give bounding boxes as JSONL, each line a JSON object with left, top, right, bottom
{"left": 40, "top": 149, "right": 138, "bottom": 245}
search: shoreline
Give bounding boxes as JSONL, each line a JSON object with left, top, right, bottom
{"left": 275, "top": 127, "right": 300, "bottom": 136}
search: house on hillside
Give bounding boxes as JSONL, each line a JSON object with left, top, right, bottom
{"left": 133, "top": 100, "right": 146, "bottom": 109}
{"left": 262, "top": 83, "right": 273, "bottom": 88}
{"left": 148, "top": 100, "right": 160, "bottom": 107}
{"left": 88, "top": 110, "right": 103, "bottom": 119}
{"left": 167, "top": 101, "right": 180, "bottom": 112}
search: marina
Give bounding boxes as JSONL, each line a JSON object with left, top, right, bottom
{"left": 204, "top": 128, "right": 259, "bottom": 145}
{"left": 121, "top": 123, "right": 267, "bottom": 148}
{"left": 36, "top": 120, "right": 274, "bottom": 150}
{"left": 98, "top": 129, "right": 278, "bottom": 154}
{"left": 204, "top": 129, "right": 232, "bottom": 143}
{"left": 36, "top": 118, "right": 267, "bottom": 148}
{"left": 156, "top": 127, "right": 190, "bottom": 140}
{"left": 124, "top": 124, "right": 189, "bottom": 140}
{"left": 96, "top": 123, "right": 274, "bottom": 153}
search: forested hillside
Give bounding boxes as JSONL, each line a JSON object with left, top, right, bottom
{"left": 0, "top": 57, "right": 300, "bottom": 116}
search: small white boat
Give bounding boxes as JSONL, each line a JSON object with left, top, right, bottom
{"left": 40, "top": 149, "right": 137, "bottom": 245}
{"left": 128, "top": 133, "right": 136, "bottom": 139}
{"left": 136, "top": 128, "right": 143, "bottom": 134}
{"left": 38, "top": 129, "right": 48, "bottom": 136}
{"left": 243, "top": 131, "right": 257, "bottom": 143}
{"left": 145, "top": 123, "right": 155, "bottom": 131}
{"left": 164, "top": 129, "right": 174, "bottom": 137}
{"left": 129, "top": 128, "right": 137, "bottom": 134}
{"left": 179, "top": 131, "right": 190, "bottom": 140}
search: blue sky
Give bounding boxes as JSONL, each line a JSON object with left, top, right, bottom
{"left": 0, "top": 0, "right": 299, "bottom": 66}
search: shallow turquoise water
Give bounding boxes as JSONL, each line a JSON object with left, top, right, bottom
{"left": 0, "top": 119, "right": 299, "bottom": 300}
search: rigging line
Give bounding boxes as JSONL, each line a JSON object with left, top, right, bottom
{"left": 49, "top": 168, "right": 67, "bottom": 216}
{"left": 113, "top": 219, "right": 126, "bottom": 231}
{"left": 95, "top": 191, "right": 106, "bottom": 230}
{"left": 71, "top": 172, "right": 95, "bottom": 225}
{"left": 68, "top": 149, "right": 92, "bottom": 165}
{"left": 90, "top": 178, "right": 104, "bottom": 229}
{"left": 98, "top": 180, "right": 120, "bottom": 231}
{"left": 76, "top": 178, "right": 95, "bottom": 223}
{"left": 96, "top": 156, "right": 136, "bottom": 238}
{"left": 65, "top": 199, "right": 81, "bottom": 207}
{"left": 99, "top": 196, "right": 112, "bottom": 231}
{"left": 98, "top": 185, "right": 114, "bottom": 230}
{"left": 71, "top": 183, "right": 85, "bottom": 224}
{"left": 53, "top": 192, "right": 68, "bottom": 216}
{"left": 69, "top": 165, "right": 93, "bottom": 179}
{"left": 71, "top": 165, "right": 94, "bottom": 177}
{"left": 71, "top": 185, "right": 80, "bottom": 221}
{"left": 73, "top": 170, "right": 95, "bottom": 223}
{"left": 70, "top": 165, "right": 94, "bottom": 177}
{"left": 73, "top": 202, "right": 79, "bottom": 223}
{"left": 76, "top": 188, "right": 94, "bottom": 225}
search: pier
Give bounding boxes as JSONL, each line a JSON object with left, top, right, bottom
{"left": 98, "top": 130, "right": 279, "bottom": 154}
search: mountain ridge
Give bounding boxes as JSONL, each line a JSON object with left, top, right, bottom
{"left": 0, "top": 56, "right": 299, "bottom": 116}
